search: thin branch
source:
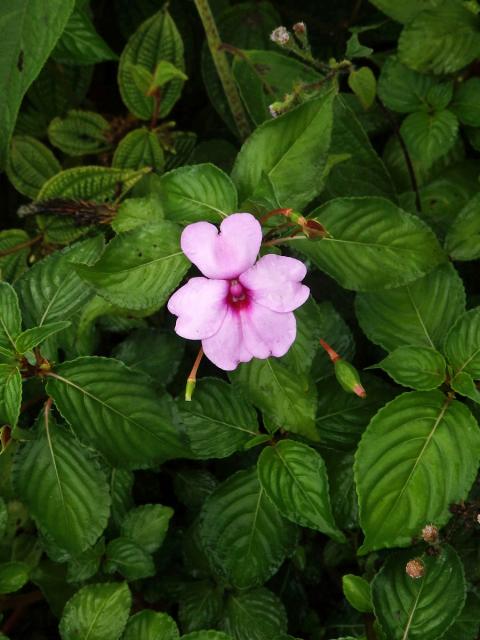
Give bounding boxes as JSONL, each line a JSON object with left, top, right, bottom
{"left": 194, "top": 0, "right": 251, "bottom": 140}
{"left": 0, "top": 234, "right": 42, "bottom": 259}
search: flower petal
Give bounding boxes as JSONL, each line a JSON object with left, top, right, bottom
{"left": 202, "top": 307, "right": 253, "bottom": 371}
{"left": 181, "top": 213, "right": 263, "bottom": 279}
{"left": 168, "top": 277, "right": 229, "bottom": 340}
{"left": 239, "top": 253, "right": 310, "bottom": 312}
{"left": 241, "top": 302, "right": 297, "bottom": 359}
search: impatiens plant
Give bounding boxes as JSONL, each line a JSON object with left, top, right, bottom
{"left": 1, "top": 0, "right": 480, "bottom": 639}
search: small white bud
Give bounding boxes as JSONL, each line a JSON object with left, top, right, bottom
{"left": 422, "top": 524, "right": 439, "bottom": 544}
{"left": 270, "top": 26, "right": 290, "bottom": 45}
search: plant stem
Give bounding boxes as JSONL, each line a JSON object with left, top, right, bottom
{"left": 193, "top": 0, "right": 251, "bottom": 140}
{"left": 376, "top": 98, "right": 422, "bottom": 212}
{"left": 0, "top": 234, "right": 42, "bottom": 259}
{"left": 364, "top": 613, "right": 378, "bottom": 640}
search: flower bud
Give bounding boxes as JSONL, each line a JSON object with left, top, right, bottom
{"left": 406, "top": 558, "right": 425, "bottom": 579}
{"left": 293, "top": 21, "right": 306, "bottom": 35}
{"left": 270, "top": 26, "right": 290, "bottom": 46}
{"left": 422, "top": 524, "right": 439, "bottom": 544}
{"left": 334, "top": 359, "right": 366, "bottom": 398}
{"left": 268, "top": 102, "right": 283, "bottom": 118}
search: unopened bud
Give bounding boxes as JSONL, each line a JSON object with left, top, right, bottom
{"left": 334, "top": 360, "right": 366, "bottom": 398}
{"left": 422, "top": 524, "right": 439, "bottom": 544}
{"left": 268, "top": 102, "right": 283, "bottom": 118}
{"left": 185, "top": 378, "right": 196, "bottom": 402}
{"left": 477, "top": 513, "right": 480, "bottom": 524}
{"left": 270, "top": 26, "right": 290, "bottom": 46}
{"left": 293, "top": 21, "right": 306, "bottom": 35}
{"left": 406, "top": 558, "right": 425, "bottom": 579}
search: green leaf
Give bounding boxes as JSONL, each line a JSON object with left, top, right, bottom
{"left": 173, "top": 469, "right": 217, "bottom": 511}
{"left": 48, "top": 110, "right": 111, "bottom": 157}
{"left": 293, "top": 197, "right": 445, "bottom": 291}
{"left": 59, "top": 582, "right": 131, "bottom": 640}
{"left": 445, "top": 192, "right": 480, "bottom": 261}
{"left": 280, "top": 298, "right": 323, "bottom": 375}
{"left": 258, "top": 440, "right": 344, "bottom": 541}
{"left": 123, "top": 611, "right": 180, "bottom": 640}
{"left": 15, "top": 321, "right": 71, "bottom": 354}
{"left": 37, "top": 166, "right": 149, "bottom": 244}
{"left": 398, "top": 0, "right": 480, "bottom": 74}
{"left": 345, "top": 33, "right": 373, "bottom": 59}
{"left": 368, "top": 0, "right": 441, "bottom": 23}
{"left": 165, "top": 131, "right": 197, "bottom": 170}
{"left": 220, "top": 588, "right": 287, "bottom": 640}
{"left": 113, "top": 328, "right": 183, "bottom": 386}
{"left": 232, "top": 50, "right": 322, "bottom": 125}
{"left": 230, "top": 359, "right": 318, "bottom": 441}
{"left": 111, "top": 197, "right": 164, "bottom": 234}
{"left": 179, "top": 378, "right": 258, "bottom": 459}
{"left": 451, "top": 78, "right": 480, "bottom": 127}
{"left": 181, "top": 633, "right": 233, "bottom": 640}
{"left": 231, "top": 91, "right": 335, "bottom": 210}
{"left": 372, "top": 545, "right": 465, "bottom": 640}
{"left": 0, "top": 562, "right": 29, "bottom": 594}
{"left": 109, "top": 468, "right": 134, "bottom": 531}
{"left": 316, "top": 374, "right": 393, "bottom": 452}
{"left": 0, "top": 0, "right": 75, "bottom": 168}
{"left": 67, "top": 538, "right": 105, "bottom": 584}
{"left": 324, "top": 452, "right": 358, "bottom": 530}
{"left": 348, "top": 67, "right": 376, "bottom": 110}
{"left": 158, "top": 163, "right": 238, "bottom": 224}
{"left": 121, "top": 504, "right": 173, "bottom": 553}
{"left": 342, "top": 574, "right": 372, "bottom": 613}
{"left": 0, "top": 366, "right": 22, "bottom": 428}
{"left": 355, "top": 390, "right": 480, "bottom": 553}
{"left": 15, "top": 236, "right": 104, "bottom": 335}
{"left": 355, "top": 263, "right": 465, "bottom": 352}
{"left": 0, "top": 283, "right": 21, "bottom": 352}
{"left": 118, "top": 8, "right": 185, "bottom": 120}
{"left": 444, "top": 307, "right": 480, "bottom": 377}
{"left": 150, "top": 60, "right": 187, "bottom": 89}
{"left": 53, "top": 5, "right": 117, "bottom": 65}
{"left": 179, "top": 582, "right": 223, "bottom": 634}
{"left": 451, "top": 371, "right": 480, "bottom": 405}
{"left": 6, "top": 135, "right": 61, "bottom": 198}
{"left": 46, "top": 356, "right": 190, "bottom": 468}
{"left": 104, "top": 537, "right": 155, "bottom": 581}
{"left": 199, "top": 468, "right": 296, "bottom": 589}
{"left": 13, "top": 419, "right": 110, "bottom": 555}
{"left": 442, "top": 592, "right": 480, "bottom": 640}
{"left": 373, "top": 346, "right": 446, "bottom": 390}
{"left": 112, "top": 129, "right": 165, "bottom": 172}
{"left": 400, "top": 110, "right": 458, "bottom": 167}
{"left": 324, "top": 96, "right": 395, "bottom": 199}
{"left": 0, "top": 229, "right": 31, "bottom": 282}
{"left": 76, "top": 221, "right": 188, "bottom": 310}
{"left": 378, "top": 55, "right": 448, "bottom": 114}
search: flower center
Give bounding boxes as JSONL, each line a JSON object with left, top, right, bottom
{"left": 227, "top": 279, "right": 249, "bottom": 309}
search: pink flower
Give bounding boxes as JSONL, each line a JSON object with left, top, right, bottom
{"left": 167, "top": 213, "right": 310, "bottom": 371}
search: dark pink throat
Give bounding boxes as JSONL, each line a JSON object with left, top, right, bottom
{"left": 227, "top": 279, "right": 250, "bottom": 310}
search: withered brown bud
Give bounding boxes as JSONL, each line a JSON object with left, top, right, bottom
{"left": 406, "top": 558, "right": 425, "bottom": 579}
{"left": 302, "top": 219, "right": 327, "bottom": 239}
{"left": 422, "top": 524, "right": 439, "bottom": 544}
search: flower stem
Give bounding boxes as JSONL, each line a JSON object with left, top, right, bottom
{"left": 319, "top": 338, "right": 341, "bottom": 362}
{"left": 193, "top": 0, "right": 251, "bottom": 140}
{"left": 185, "top": 347, "right": 204, "bottom": 401}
